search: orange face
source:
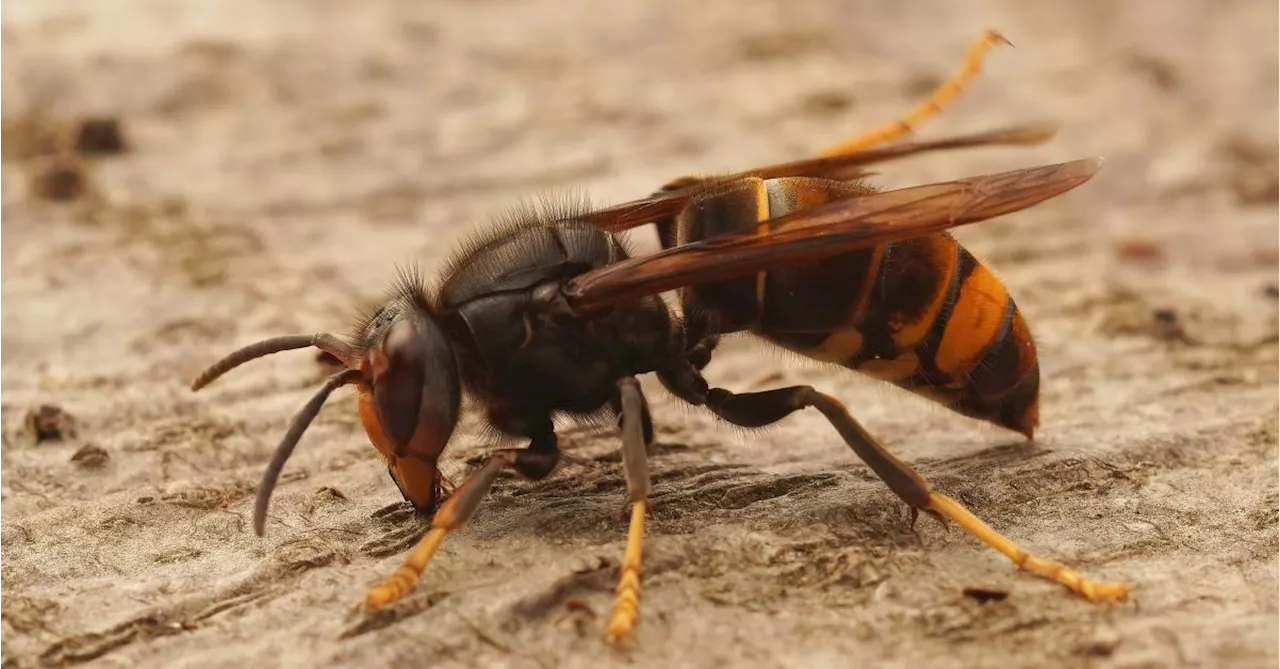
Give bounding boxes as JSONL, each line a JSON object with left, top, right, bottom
{"left": 356, "top": 386, "right": 441, "bottom": 510}
{"left": 355, "top": 310, "right": 461, "bottom": 512}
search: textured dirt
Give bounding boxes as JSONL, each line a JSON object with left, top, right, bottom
{"left": 2, "top": 1, "right": 1278, "bottom": 668}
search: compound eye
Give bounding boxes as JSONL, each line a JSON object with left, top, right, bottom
{"left": 370, "top": 317, "right": 426, "bottom": 454}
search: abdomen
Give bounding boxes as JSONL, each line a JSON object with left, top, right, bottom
{"left": 674, "top": 176, "right": 1040, "bottom": 437}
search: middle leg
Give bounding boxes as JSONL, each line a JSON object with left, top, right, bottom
{"left": 603, "top": 376, "right": 655, "bottom": 645}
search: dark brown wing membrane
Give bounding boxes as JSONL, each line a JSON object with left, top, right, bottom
{"left": 583, "top": 189, "right": 699, "bottom": 234}
{"left": 582, "top": 122, "right": 1061, "bottom": 233}
{"left": 563, "top": 158, "right": 1102, "bottom": 314}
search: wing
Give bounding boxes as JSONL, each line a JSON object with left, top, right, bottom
{"left": 581, "top": 122, "right": 1061, "bottom": 233}
{"left": 563, "top": 158, "right": 1102, "bottom": 314}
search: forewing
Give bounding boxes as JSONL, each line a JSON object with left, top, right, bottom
{"left": 563, "top": 158, "right": 1102, "bottom": 314}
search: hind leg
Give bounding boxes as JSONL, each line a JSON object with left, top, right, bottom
{"left": 647, "top": 30, "right": 1011, "bottom": 250}
{"left": 817, "top": 29, "right": 1012, "bottom": 156}
{"left": 659, "top": 364, "right": 1133, "bottom": 602}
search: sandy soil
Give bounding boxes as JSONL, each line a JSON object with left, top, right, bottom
{"left": 2, "top": 1, "right": 1278, "bottom": 667}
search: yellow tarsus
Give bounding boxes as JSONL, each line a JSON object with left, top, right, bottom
{"left": 604, "top": 500, "right": 647, "bottom": 644}
{"left": 925, "top": 492, "right": 1134, "bottom": 602}
{"left": 818, "top": 29, "right": 1012, "bottom": 157}
{"left": 363, "top": 527, "right": 449, "bottom": 608}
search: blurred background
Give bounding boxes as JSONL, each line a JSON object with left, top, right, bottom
{"left": 3, "top": 1, "right": 1276, "bottom": 668}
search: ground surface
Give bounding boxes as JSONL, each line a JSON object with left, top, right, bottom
{"left": 2, "top": 1, "right": 1278, "bottom": 668}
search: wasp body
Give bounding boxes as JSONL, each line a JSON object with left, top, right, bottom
{"left": 189, "top": 31, "right": 1132, "bottom": 645}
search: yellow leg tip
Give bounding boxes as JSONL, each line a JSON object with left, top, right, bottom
{"left": 982, "top": 29, "right": 1013, "bottom": 48}
{"left": 361, "top": 552, "right": 439, "bottom": 611}
{"left": 1080, "top": 580, "right": 1135, "bottom": 603}
{"left": 362, "top": 571, "right": 416, "bottom": 610}
{"left": 1014, "top": 553, "right": 1134, "bottom": 604}
{"left": 603, "top": 614, "right": 638, "bottom": 645}
{"left": 924, "top": 492, "right": 1134, "bottom": 605}
{"left": 815, "top": 29, "right": 1012, "bottom": 157}
{"left": 603, "top": 501, "right": 648, "bottom": 645}
{"left": 362, "top": 587, "right": 396, "bottom": 610}
{"left": 359, "top": 527, "right": 448, "bottom": 611}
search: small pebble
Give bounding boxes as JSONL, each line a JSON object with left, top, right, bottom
{"left": 70, "top": 443, "right": 110, "bottom": 468}
{"left": 25, "top": 404, "right": 76, "bottom": 443}
{"left": 31, "top": 160, "right": 87, "bottom": 202}
{"left": 73, "top": 117, "right": 128, "bottom": 156}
